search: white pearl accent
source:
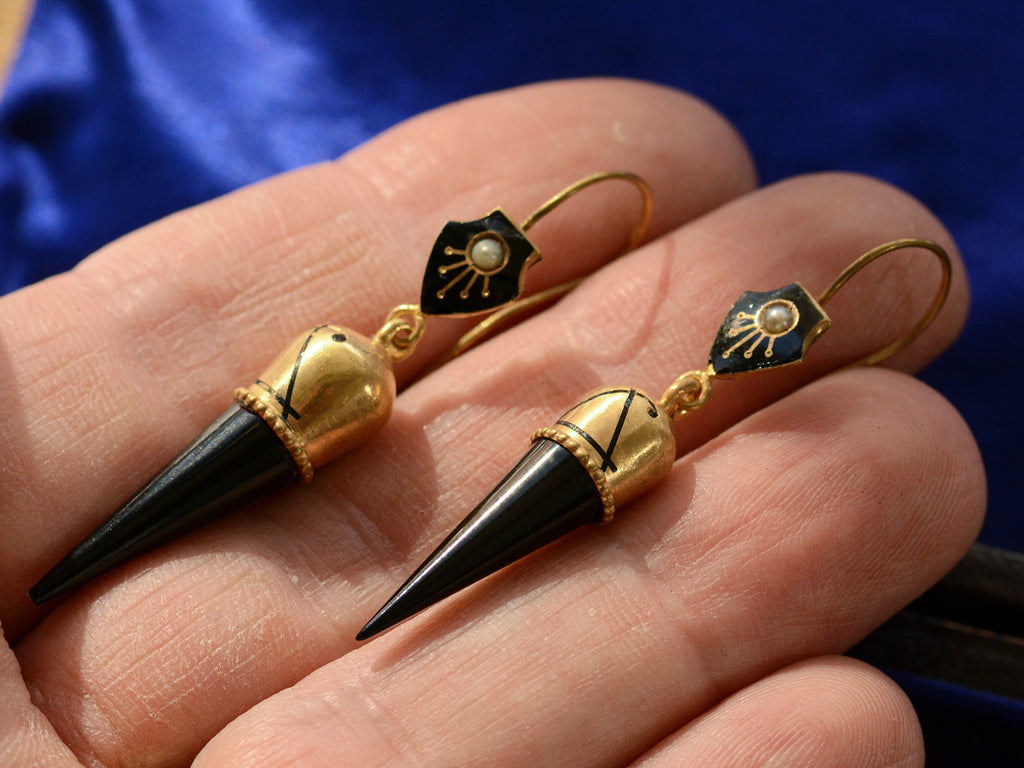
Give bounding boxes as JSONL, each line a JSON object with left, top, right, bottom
{"left": 760, "top": 301, "right": 796, "bottom": 334}
{"left": 470, "top": 237, "right": 504, "bottom": 270}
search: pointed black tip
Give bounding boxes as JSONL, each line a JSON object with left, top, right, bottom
{"left": 355, "top": 438, "right": 604, "bottom": 640}
{"left": 356, "top": 583, "right": 425, "bottom": 641}
{"left": 29, "top": 404, "right": 296, "bottom": 604}
{"left": 354, "top": 621, "right": 378, "bottom": 643}
{"left": 28, "top": 572, "right": 70, "bottom": 606}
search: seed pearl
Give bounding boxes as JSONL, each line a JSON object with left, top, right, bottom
{"left": 470, "top": 237, "right": 505, "bottom": 270}
{"left": 760, "top": 301, "right": 796, "bottom": 334}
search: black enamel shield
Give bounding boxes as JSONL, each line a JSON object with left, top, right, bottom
{"left": 708, "top": 282, "right": 831, "bottom": 376}
{"left": 419, "top": 209, "right": 540, "bottom": 316}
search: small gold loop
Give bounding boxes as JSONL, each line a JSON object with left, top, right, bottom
{"left": 660, "top": 368, "right": 714, "bottom": 419}
{"left": 373, "top": 304, "right": 426, "bottom": 362}
{"left": 521, "top": 170, "right": 653, "bottom": 252}
{"left": 817, "top": 238, "right": 952, "bottom": 367}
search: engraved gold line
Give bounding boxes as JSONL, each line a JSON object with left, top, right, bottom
{"left": 439, "top": 257, "right": 468, "bottom": 274}
{"left": 437, "top": 264, "right": 474, "bottom": 298}
{"left": 459, "top": 270, "right": 480, "bottom": 298}
{"left": 723, "top": 326, "right": 762, "bottom": 358}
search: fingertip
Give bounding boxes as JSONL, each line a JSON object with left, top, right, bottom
{"left": 837, "top": 368, "right": 986, "bottom": 573}
{"left": 632, "top": 656, "right": 924, "bottom": 768}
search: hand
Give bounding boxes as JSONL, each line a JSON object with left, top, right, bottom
{"left": 0, "top": 79, "right": 984, "bottom": 767}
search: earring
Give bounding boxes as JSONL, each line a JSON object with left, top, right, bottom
{"left": 357, "top": 239, "right": 952, "bottom": 640}
{"left": 30, "top": 172, "right": 653, "bottom": 604}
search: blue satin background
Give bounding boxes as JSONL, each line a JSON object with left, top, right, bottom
{"left": 1, "top": 0, "right": 1022, "bottom": 762}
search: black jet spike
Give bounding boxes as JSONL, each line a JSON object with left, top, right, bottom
{"left": 357, "top": 438, "right": 605, "bottom": 640}
{"left": 28, "top": 176, "right": 651, "bottom": 607}
{"left": 29, "top": 404, "right": 296, "bottom": 604}
{"left": 358, "top": 249, "right": 951, "bottom": 643}
{"left": 30, "top": 324, "right": 398, "bottom": 604}
{"left": 29, "top": 204, "right": 541, "bottom": 606}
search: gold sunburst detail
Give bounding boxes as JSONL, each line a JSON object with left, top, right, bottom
{"left": 436, "top": 231, "right": 510, "bottom": 300}
{"left": 722, "top": 298, "right": 799, "bottom": 360}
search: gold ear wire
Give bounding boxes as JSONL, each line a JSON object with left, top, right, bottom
{"left": 520, "top": 170, "right": 653, "bottom": 248}
{"left": 817, "top": 238, "right": 952, "bottom": 367}
{"left": 354, "top": 233, "right": 959, "bottom": 639}
{"left": 659, "top": 238, "right": 953, "bottom": 419}
{"left": 438, "top": 172, "right": 653, "bottom": 364}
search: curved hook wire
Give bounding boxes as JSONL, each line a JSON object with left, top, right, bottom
{"left": 817, "top": 238, "right": 952, "bottom": 367}
{"left": 439, "top": 171, "right": 653, "bottom": 364}
{"left": 520, "top": 170, "right": 653, "bottom": 249}
{"left": 659, "top": 237, "right": 952, "bottom": 419}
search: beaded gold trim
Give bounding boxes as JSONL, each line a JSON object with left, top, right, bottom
{"left": 234, "top": 387, "right": 314, "bottom": 481}
{"left": 532, "top": 426, "right": 615, "bottom": 524}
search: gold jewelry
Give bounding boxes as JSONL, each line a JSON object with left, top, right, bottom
{"left": 30, "top": 172, "right": 652, "bottom": 604}
{"left": 358, "top": 238, "right": 952, "bottom": 640}
{"left": 235, "top": 171, "right": 652, "bottom": 473}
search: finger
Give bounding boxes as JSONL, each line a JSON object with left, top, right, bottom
{"left": 0, "top": 623, "right": 81, "bottom": 767}
{"left": 19, "top": 173, "right": 979, "bottom": 766}
{"left": 193, "top": 368, "right": 981, "bottom": 768}
{"left": 0, "top": 77, "right": 755, "bottom": 631}
{"left": 628, "top": 657, "right": 923, "bottom": 768}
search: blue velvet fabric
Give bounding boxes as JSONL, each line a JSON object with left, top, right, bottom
{"left": 1, "top": 0, "right": 1022, "bottom": 762}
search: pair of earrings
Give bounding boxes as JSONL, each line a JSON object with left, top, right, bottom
{"left": 29, "top": 171, "right": 652, "bottom": 604}
{"left": 30, "top": 174, "right": 952, "bottom": 646}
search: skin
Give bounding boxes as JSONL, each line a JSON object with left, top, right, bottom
{"left": 0, "top": 79, "right": 984, "bottom": 767}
